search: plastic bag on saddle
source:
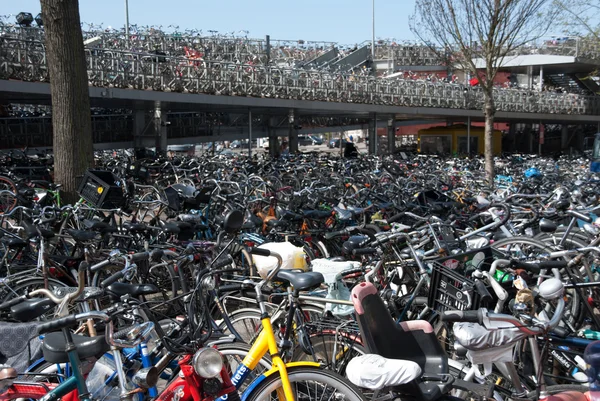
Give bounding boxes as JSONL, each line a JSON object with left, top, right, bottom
{"left": 253, "top": 242, "right": 308, "bottom": 279}
{"left": 454, "top": 321, "right": 526, "bottom": 379}
{"left": 310, "top": 259, "right": 359, "bottom": 317}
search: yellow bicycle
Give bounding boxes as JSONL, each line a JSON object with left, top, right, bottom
{"left": 219, "top": 248, "right": 365, "bottom": 401}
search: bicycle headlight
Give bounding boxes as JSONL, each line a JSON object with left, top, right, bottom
{"left": 192, "top": 348, "right": 223, "bottom": 378}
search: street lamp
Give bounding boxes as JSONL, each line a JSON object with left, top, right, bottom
{"left": 372, "top": 0, "right": 375, "bottom": 60}
{"left": 124, "top": 0, "right": 130, "bottom": 45}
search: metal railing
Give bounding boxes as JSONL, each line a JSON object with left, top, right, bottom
{"left": 0, "top": 38, "right": 599, "bottom": 115}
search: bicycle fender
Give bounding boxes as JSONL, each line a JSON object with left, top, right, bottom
{"left": 241, "top": 362, "right": 321, "bottom": 401}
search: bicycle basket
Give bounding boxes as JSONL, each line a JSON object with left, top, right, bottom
{"left": 428, "top": 264, "right": 480, "bottom": 312}
{"left": 433, "top": 246, "right": 504, "bottom": 276}
{"left": 77, "top": 170, "right": 125, "bottom": 209}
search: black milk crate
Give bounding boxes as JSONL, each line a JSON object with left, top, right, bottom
{"left": 433, "top": 246, "right": 505, "bottom": 276}
{"left": 428, "top": 264, "right": 480, "bottom": 312}
{"left": 77, "top": 170, "right": 125, "bottom": 209}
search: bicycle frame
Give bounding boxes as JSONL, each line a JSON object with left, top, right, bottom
{"left": 218, "top": 315, "right": 319, "bottom": 401}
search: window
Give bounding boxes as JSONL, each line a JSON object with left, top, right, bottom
{"left": 457, "top": 136, "right": 479, "bottom": 155}
{"left": 420, "top": 135, "right": 451, "bottom": 154}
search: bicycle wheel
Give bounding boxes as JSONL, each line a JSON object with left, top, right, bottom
{"left": 292, "top": 332, "right": 365, "bottom": 376}
{"left": 0, "top": 176, "right": 17, "bottom": 215}
{"left": 244, "top": 366, "right": 365, "bottom": 401}
{"left": 491, "top": 236, "right": 554, "bottom": 260}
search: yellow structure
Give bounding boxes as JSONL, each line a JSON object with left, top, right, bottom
{"left": 417, "top": 125, "right": 502, "bottom": 155}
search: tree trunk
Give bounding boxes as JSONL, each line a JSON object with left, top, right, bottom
{"left": 483, "top": 93, "right": 495, "bottom": 187}
{"left": 40, "top": 0, "right": 93, "bottom": 204}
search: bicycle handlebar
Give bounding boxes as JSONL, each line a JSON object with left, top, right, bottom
{"left": 442, "top": 297, "right": 565, "bottom": 336}
{"left": 29, "top": 261, "right": 88, "bottom": 305}
{"left": 37, "top": 311, "right": 110, "bottom": 335}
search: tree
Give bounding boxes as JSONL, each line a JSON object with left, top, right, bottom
{"left": 40, "top": 0, "right": 94, "bottom": 203}
{"left": 554, "top": 0, "right": 600, "bottom": 41}
{"left": 410, "top": 0, "right": 557, "bottom": 185}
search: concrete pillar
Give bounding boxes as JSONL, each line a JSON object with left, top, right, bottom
{"left": 289, "top": 126, "right": 298, "bottom": 154}
{"left": 248, "top": 110, "right": 252, "bottom": 158}
{"left": 268, "top": 117, "right": 279, "bottom": 157}
{"left": 527, "top": 65, "right": 533, "bottom": 90}
{"left": 132, "top": 110, "right": 146, "bottom": 148}
{"left": 508, "top": 123, "right": 516, "bottom": 153}
{"left": 561, "top": 124, "right": 569, "bottom": 150}
{"left": 288, "top": 109, "right": 298, "bottom": 154}
{"left": 153, "top": 102, "right": 167, "bottom": 154}
{"left": 387, "top": 118, "right": 395, "bottom": 154}
{"left": 368, "top": 114, "right": 377, "bottom": 155}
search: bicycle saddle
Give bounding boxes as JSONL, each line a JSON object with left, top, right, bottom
{"left": 0, "top": 237, "right": 26, "bottom": 248}
{"left": 66, "top": 229, "right": 100, "bottom": 243}
{"left": 43, "top": 333, "right": 110, "bottom": 364}
{"left": 106, "top": 282, "right": 160, "bottom": 301}
{"left": 539, "top": 218, "right": 558, "bottom": 233}
{"left": 274, "top": 270, "right": 324, "bottom": 292}
{"left": 280, "top": 210, "right": 303, "bottom": 221}
{"left": 11, "top": 298, "right": 54, "bottom": 322}
{"left": 23, "top": 223, "right": 54, "bottom": 240}
{"left": 346, "top": 354, "right": 422, "bottom": 390}
{"left": 302, "top": 210, "right": 331, "bottom": 219}
{"left": 83, "top": 219, "right": 118, "bottom": 233}
{"left": 265, "top": 219, "right": 289, "bottom": 228}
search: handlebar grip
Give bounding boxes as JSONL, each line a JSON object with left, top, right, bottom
{"left": 78, "top": 261, "right": 89, "bottom": 272}
{"left": 473, "top": 280, "right": 493, "bottom": 304}
{"left": 550, "top": 326, "right": 569, "bottom": 338}
{"left": 352, "top": 247, "right": 378, "bottom": 256}
{"left": 387, "top": 213, "right": 405, "bottom": 224}
{"left": 100, "top": 270, "right": 125, "bottom": 288}
{"left": 37, "top": 315, "right": 78, "bottom": 334}
{"left": 130, "top": 252, "right": 149, "bottom": 262}
{"left": 511, "top": 260, "right": 542, "bottom": 274}
{"left": 512, "top": 260, "right": 568, "bottom": 273}
{"left": 324, "top": 230, "right": 345, "bottom": 240}
{"left": 217, "top": 284, "right": 244, "bottom": 294}
{"left": 440, "top": 309, "right": 483, "bottom": 323}
{"left": 251, "top": 248, "right": 271, "bottom": 257}
{"left": 0, "top": 295, "right": 27, "bottom": 310}
{"left": 569, "top": 210, "right": 593, "bottom": 223}
{"left": 212, "top": 255, "right": 233, "bottom": 270}
{"left": 538, "top": 261, "right": 569, "bottom": 269}
{"left": 90, "top": 259, "right": 111, "bottom": 273}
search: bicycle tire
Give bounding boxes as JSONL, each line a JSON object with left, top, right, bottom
{"left": 244, "top": 366, "right": 365, "bottom": 401}
{"left": 0, "top": 176, "right": 17, "bottom": 215}
{"left": 292, "top": 331, "right": 365, "bottom": 376}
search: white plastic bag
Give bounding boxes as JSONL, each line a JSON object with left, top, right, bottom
{"left": 253, "top": 242, "right": 307, "bottom": 279}
{"left": 310, "top": 259, "right": 359, "bottom": 317}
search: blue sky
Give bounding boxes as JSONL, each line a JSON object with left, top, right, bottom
{"left": 7, "top": 0, "right": 417, "bottom": 44}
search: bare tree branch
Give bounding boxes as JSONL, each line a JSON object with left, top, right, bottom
{"left": 409, "top": 0, "right": 556, "bottom": 185}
